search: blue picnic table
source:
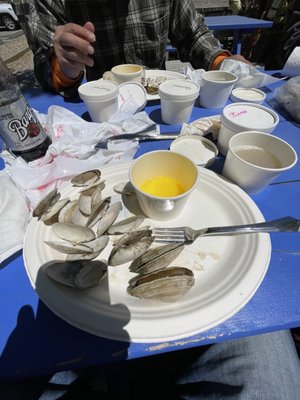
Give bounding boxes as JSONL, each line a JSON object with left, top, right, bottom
{"left": 0, "top": 72, "right": 299, "bottom": 383}
{"left": 166, "top": 15, "right": 273, "bottom": 55}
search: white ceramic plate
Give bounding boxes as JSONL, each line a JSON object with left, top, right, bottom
{"left": 23, "top": 163, "right": 271, "bottom": 343}
{"left": 144, "top": 70, "right": 186, "bottom": 101}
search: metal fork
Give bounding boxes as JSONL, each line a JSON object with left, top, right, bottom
{"left": 151, "top": 216, "right": 300, "bottom": 244}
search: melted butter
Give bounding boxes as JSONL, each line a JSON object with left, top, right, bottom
{"left": 140, "top": 176, "right": 185, "bottom": 197}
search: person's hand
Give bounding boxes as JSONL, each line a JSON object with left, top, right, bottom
{"left": 53, "top": 21, "right": 96, "bottom": 79}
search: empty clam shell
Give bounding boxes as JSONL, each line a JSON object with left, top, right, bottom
{"left": 45, "top": 241, "right": 93, "bottom": 254}
{"left": 52, "top": 222, "right": 95, "bottom": 243}
{"left": 58, "top": 200, "right": 78, "bottom": 223}
{"left": 33, "top": 188, "right": 60, "bottom": 218}
{"left": 78, "top": 183, "right": 103, "bottom": 215}
{"left": 113, "top": 181, "right": 135, "bottom": 196}
{"left": 97, "top": 201, "right": 122, "bottom": 236}
{"left": 86, "top": 196, "right": 111, "bottom": 228}
{"left": 66, "top": 236, "right": 109, "bottom": 261}
{"left": 108, "top": 215, "right": 145, "bottom": 234}
{"left": 130, "top": 243, "right": 184, "bottom": 275}
{"left": 71, "top": 169, "right": 101, "bottom": 187}
{"left": 128, "top": 266, "right": 195, "bottom": 302}
{"left": 46, "top": 259, "right": 108, "bottom": 289}
{"left": 108, "top": 229, "right": 153, "bottom": 266}
{"left": 40, "top": 198, "right": 70, "bottom": 225}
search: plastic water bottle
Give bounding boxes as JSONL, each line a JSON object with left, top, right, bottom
{"left": 0, "top": 56, "right": 51, "bottom": 162}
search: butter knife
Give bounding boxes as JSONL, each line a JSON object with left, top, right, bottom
{"left": 105, "top": 131, "right": 180, "bottom": 142}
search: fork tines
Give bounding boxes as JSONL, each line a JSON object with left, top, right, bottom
{"left": 151, "top": 227, "right": 185, "bottom": 243}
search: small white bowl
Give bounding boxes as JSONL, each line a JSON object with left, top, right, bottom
{"left": 230, "top": 88, "right": 266, "bottom": 104}
{"left": 170, "top": 135, "right": 218, "bottom": 167}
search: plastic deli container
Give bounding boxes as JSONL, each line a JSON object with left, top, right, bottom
{"left": 78, "top": 80, "right": 119, "bottom": 122}
{"left": 217, "top": 102, "right": 279, "bottom": 155}
{"left": 230, "top": 88, "right": 266, "bottom": 104}
{"left": 159, "top": 80, "right": 199, "bottom": 124}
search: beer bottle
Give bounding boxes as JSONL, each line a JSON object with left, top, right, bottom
{"left": 0, "top": 56, "right": 51, "bottom": 162}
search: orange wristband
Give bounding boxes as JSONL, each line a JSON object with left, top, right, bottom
{"left": 211, "top": 52, "right": 230, "bottom": 70}
{"left": 51, "top": 56, "right": 83, "bottom": 91}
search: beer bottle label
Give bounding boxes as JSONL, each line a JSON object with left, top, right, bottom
{"left": 0, "top": 96, "right": 48, "bottom": 152}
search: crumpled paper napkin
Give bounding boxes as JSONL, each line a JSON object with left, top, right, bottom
{"left": 179, "top": 117, "right": 221, "bottom": 140}
{"left": 2, "top": 105, "right": 155, "bottom": 208}
{"left": 183, "top": 59, "right": 281, "bottom": 88}
{"left": 220, "top": 59, "right": 281, "bottom": 88}
{"left": 0, "top": 171, "right": 30, "bottom": 264}
{"left": 282, "top": 47, "right": 300, "bottom": 77}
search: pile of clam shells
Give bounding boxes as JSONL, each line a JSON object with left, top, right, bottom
{"left": 141, "top": 76, "right": 167, "bottom": 95}
{"left": 33, "top": 169, "right": 194, "bottom": 302}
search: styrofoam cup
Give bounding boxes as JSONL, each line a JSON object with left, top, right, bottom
{"left": 199, "top": 71, "right": 238, "bottom": 109}
{"left": 218, "top": 102, "right": 280, "bottom": 155}
{"left": 129, "top": 150, "right": 198, "bottom": 220}
{"left": 111, "top": 64, "right": 144, "bottom": 84}
{"left": 222, "top": 131, "right": 297, "bottom": 194}
{"left": 159, "top": 80, "right": 199, "bottom": 124}
{"left": 78, "top": 80, "right": 119, "bottom": 122}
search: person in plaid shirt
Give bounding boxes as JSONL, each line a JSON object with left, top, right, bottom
{"left": 30, "top": 0, "right": 248, "bottom": 97}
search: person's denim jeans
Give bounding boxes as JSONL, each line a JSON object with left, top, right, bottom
{"left": 1, "top": 330, "right": 299, "bottom": 399}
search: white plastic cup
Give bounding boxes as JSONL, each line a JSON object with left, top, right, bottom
{"left": 199, "top": 71, "right": 238, "bottom": 109}
{"left": 218, "top": 102, "right": 280, "bottom": 155}
{"left": 129, "top": 150, "right": 198, "bottom": 220}
{"left": 111, "top": 64, "right": 144, "bottom": 84}
{"left": 78, "top": 80, "right": 119, "bottom": 122}
{"left": 159, "top": 80, "right": 199, "bottom": 124}
{"left": 222, "top": 131, "right": 298, "bottom": 195}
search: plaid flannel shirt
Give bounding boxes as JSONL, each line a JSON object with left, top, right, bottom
{"left": 31, "top": 0, "right": 226, "bottom": 96}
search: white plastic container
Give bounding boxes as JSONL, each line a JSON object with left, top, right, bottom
{"left": 222, "top": 131, "right": 297, "bottom": 194}
{"left": 78, "top": 80, "right": 119, "bottom": 122}
{"left": 159, "top": 80, "right": 199, "bottom": 124}
{"left": 230, "top": 87, "right": 266, "bottom": 104}
{"left": 199, "top": 71, "right": 238, "bottom": 109}
{"left": 217, "top": 102, "right": 279, "bottom": 155}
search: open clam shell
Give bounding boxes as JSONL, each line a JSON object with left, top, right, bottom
{"left": 107, "top": 215, "right": 145, "bottom": 234}
{"left": 129, "top": 243, "right": 184, "bottom": 275}
{"left": 52, "top": 222, "right": 96, "bottom": 244}
{"left": 71, "top": 169, "right": 101, "bottom": 187}
{"left": 33, "top": 188, "right": 60, "bottom": 218}
{"left": 46, "top": 259, "right": 108, "bottom": 289}
{"left": 108, "top": 229, "right": 153, "bottom": 266}
{"left": 128, "top": 266, "right": 195, "bottom": 302}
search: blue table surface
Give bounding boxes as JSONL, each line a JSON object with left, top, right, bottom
{"left": 1, "top": 76, "right": 299, "bottom": 381}
{"left": 204, "top": 15, "right": 273, "bottom": 30}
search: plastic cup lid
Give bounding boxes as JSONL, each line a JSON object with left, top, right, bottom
{"left": 170, "top": 135, "right": 218, "bottom": 167}
{"left": 78, "top": 80, "right": 119, "bottom": 101}
{"left": 119, "top": 82, "right": 147, "bottom": 112}
{"left": 230, "top": 88, "right": 266, "bottom": 103}
{"left": 159, "top": 79, "right": 200, "bottom": 101}
{"left": 221, "top": 102, "right": 278, "bottom": 130}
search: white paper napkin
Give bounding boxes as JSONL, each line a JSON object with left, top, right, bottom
{"left": 282, "top": 47, "right": 300, "bottom": 77}
{"left": 0, "top": 171, "right": 30, "bottom": 264}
